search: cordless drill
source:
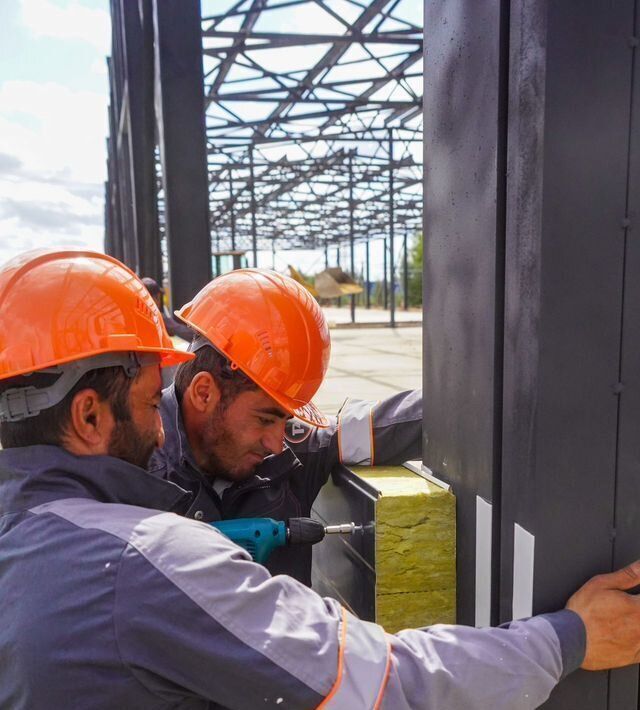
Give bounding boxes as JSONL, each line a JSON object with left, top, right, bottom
{"left": 210, "top": 517, "right": 362, "bottom": 564}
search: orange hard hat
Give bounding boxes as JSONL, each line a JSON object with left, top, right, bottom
{"left": 176, "top": 268, "right": 331, "bottom": 427}
{"left": 0, "top": 249, "right": 194, "bottom": 382}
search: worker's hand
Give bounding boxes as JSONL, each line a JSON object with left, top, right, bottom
{"left": 566, "top": 560, "right": 640, "bottom": 671}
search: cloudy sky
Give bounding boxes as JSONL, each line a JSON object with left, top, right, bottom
{"left": 0, "top": 0, "right": 110, "bottom": 265}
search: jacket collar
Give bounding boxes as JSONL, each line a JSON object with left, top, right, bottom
{"left": 160, "top": 384, "right": 203, "bottom": 472}
{"left": 0, "top": 445, "right": 192, "bottom": 515}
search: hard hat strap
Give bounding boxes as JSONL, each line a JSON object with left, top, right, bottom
{"left": 0, "top": 352, "right": 160, "bottom": 423}
{"left": 187, "top": 334, "right": 213, "bottom": 354}
{"left": 188, "top": 334, "right": 240, "bottom": 381}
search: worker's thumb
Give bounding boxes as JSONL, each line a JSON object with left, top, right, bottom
{"left": 598, "top": 560, "right": 640, "bottom": 591}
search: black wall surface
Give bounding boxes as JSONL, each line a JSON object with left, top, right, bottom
{"left": 423, "top": 1, "right": 640, "bottom": 707}
{"left": 423, "top": 0, "right": 508, "bottom": 627}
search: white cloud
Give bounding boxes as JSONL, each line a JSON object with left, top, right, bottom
{"left": 0, "top": 80, "right": 108, "bottom": 183}
{"left": 0, "top": 78, "right": 108, "bottom": 262}
{"left": 1, "top": 2, "right": 111, "bottom": 263}
{"left": 91, "top": 58, "right": 108, "bottom": 76}
{"left": 0, "top": 174, "right": 104, "bottom": 256}
{"left": 0, "top": 214, "right": 103, "bottom": 264}
{"left": 20, "top": 0, "right": 111, "bottom": 54}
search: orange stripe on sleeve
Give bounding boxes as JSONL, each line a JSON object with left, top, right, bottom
{"left": 373, "top": 638, "right": 392, "bottom": 710}
{"left": 368, "top": 401, "right": 378, "bottom": 466}
{"left": 336, "top": 398, "right": 348, "bottom": 464}
{"left": 317, "top": 606, "right": 348, "bottom": 709}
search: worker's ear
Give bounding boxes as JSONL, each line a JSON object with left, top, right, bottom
{"left": 64, "top": 388, "right": 113, "bottom": 452}
{"left": 187, "top": 371, "right": 221, "bottom": 414}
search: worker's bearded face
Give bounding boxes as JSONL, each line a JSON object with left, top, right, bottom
{"left": 200, "top": 388, "right": 289, "bottom": 481}
{"left": 108, "top": 365, "right": 164, "bottom": 469}
{"left": 108, "top": 417, "right": 158, "bottom": 469}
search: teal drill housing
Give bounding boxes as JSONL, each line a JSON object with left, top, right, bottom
{"left": 211, "top": 518, "right": 288, "bottom": 564}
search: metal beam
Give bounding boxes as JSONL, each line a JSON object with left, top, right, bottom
{"left": 153, "top": 0, "right": 211, "bottom": 309}
{"left": 121, "top": 0, "right": 160, "bottom": 280}
{"left": 349, "top": 153, "right": 356, "bottom": 323}
{"left": 388, "top": 128, "right": 396, "bottom": 328}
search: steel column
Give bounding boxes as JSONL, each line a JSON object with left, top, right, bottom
{"left": 388, "top": 128, "right": 396, "bottom": 327}
{"left": 403, "top": 229, "right": 409, "bottom": 310}
{"left": 105, "top": 88, "right": 124, "bottom": 264}
{"left": 109, "top": 0, "right": 137, "bottom": 270}
{"left": 349, "top": 153, "right": 356, "bottom": 323}
{"left": 153, "top": 0, "right": 211, "bottom": 309}
{"left": 121, "top": 0, "right": 160, "bottom": 280}
{"left": 250, "top": 146, "right": 258, "bottom": 267}
{"left": 382, "top": 238, "right": 388, "bottom": 310}
{"left": 229, "top": 170, "right": 236, "bottom": 251}
{"left": 336, "top": 245, "right": 341, "bottom": 308}
{"left": 105, "top": 133, "right": 123, "bottom": 262}
{"left": 365, "top": 239, "right": 371, "bottom": 309}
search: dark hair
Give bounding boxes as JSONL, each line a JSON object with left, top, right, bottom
{"left": 174, "top": 345, "right": 257, "bottom": 407}
{"left": 0, "top": 366, "right": 133, "bottom": 449}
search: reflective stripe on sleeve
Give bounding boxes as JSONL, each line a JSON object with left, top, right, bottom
{"left": 318, "top": 609, "right": 391, "bottom": 709}
{"left": 337, "top": 398, "right": 377, "bottom": 465}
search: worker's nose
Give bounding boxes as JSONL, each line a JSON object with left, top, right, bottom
{"left": 262, "top": 423, "right": 285, "bottom": 456}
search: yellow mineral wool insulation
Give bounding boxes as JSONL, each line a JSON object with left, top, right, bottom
{"left": 353, "top": 466, "right": 456, "bottom": 634}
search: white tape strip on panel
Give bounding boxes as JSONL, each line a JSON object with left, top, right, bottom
{"left": 475, "top": 496, "right": 492, "bottom": 628}
{"left": 512, "top": 523, "right": 535, "bottom": 620}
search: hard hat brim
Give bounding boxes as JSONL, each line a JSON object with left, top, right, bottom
{"left": 0, "top": 346, "right": 194, "bottom": 383}
{"left": 289, "top": 399, "right": 329, "bottom": 428}
{"left": 255, "top": 376, "right": 328, "bottom": 428}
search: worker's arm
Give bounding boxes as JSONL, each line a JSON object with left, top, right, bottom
{"left": 336, "top": 388, "right": 422, "bottom": 465}
{"left": 287, "top": 389, "right": 422, "bottom": 505}
{"left": 100, "top": 506, "right": 597, "bottom": 709}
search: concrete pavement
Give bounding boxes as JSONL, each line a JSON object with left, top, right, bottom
{"left": 314, "top": 325, "right": 422, "bottom": 415}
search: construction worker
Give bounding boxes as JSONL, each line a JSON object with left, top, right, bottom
{"left": 1, "top": 249, "right": 640, "bottom": 709}
{"left": 141, "top": 275, "right": 194, "bottom": 342}
{"left": 149, "top": 268, "right": 421, "bottom": 584}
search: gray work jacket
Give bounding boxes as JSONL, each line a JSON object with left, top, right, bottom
{"left": 0, "top": 445, "right": 585, "bottom": 709}
{"left": 149, "top": 387, "right": 423, "bottom": 583}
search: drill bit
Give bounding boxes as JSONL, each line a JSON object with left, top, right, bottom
{"left": 323, "top": 522, "right": 363, "bottom": 535}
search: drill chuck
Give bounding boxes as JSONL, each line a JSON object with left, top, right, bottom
{"left": 286, "top": 517, "right": 326, "bottom": 545}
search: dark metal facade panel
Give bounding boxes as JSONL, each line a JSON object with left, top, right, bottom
{"left": 427, "top": 0, "right": 640, "bottom": 706}
{"left": 425, "top": 1, "right": 640, "bottom": 703}
{"left": 311, "top": 466, "right": 377, "bottom": 622}
{"left": 499, "top": 0, "right": 547, "bottom": 621}
{"left": 153, "top": 0, "right": 212, "bottom": 309}
{"left": 608, "top": 4, "right": 640, "bottom": 705}
{"left": 531, "top": 0, "right": 631, "bottom": 609}
{"left": 501, "top": 3, "right": 636, "bottom": 707}
{"left": 422, "top": 0, "right": 507, "bottom": 626}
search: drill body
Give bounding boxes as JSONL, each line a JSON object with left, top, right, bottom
{"left": 210, "top": 517, "right": 356, "bottom": 563}
{"left": 210, "top": 518, "right": 288, "bottom": 564}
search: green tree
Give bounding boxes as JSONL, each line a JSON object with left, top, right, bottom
{"left": 402, "top": 231, "right": 422, "bottom": 307}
